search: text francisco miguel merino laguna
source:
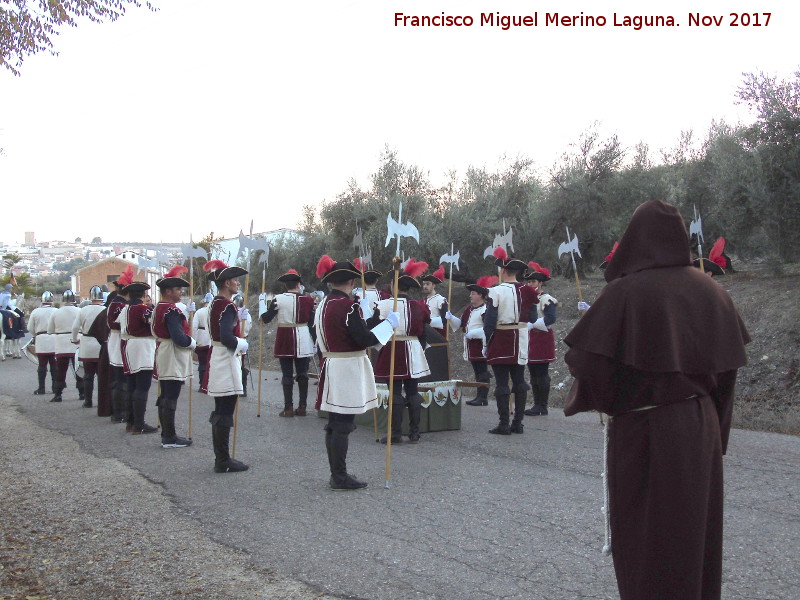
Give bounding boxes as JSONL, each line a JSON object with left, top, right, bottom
{"left": 394, "top": 12, "right": 773, "bottom": 30}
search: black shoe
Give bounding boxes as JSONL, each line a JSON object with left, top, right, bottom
{"left": 161, "top": 436, "right": 192, "bottom": 448}
{"left": 489, "top": 424, "right": 511, "bottom": 435}
{"left": 214, "top": 458, "right": 249, "bottom": 473}
{"left": 33, "top": 388, "right": 46, "bottom": 395}
{"left": 380, "top": 435, "right": 403, "bottom": 444}
{"left": 509, "top": 422, "right": 524, "bottom": 434}
{"left": 131, "top": 424, "right": 159, "bottom": 435}
{"left": 466, "top": 398, "right": 488, "bottom": 406}
{"left": 330, "top": 474, "right": 367, "bottom": 490}
{"left": 110, "top": 416, "right": 124, "bottom": 423}
{"left": 82, "top": 401, "right": 92, "bottom": 408}
{"left": 50, "top": 396, "right": 62, "bottom": 403}
{"left": 407, "top": 433, "right": 420, "bottom": 444}
{"left": 524, "top": 405, "right": 548, "bottom": 416}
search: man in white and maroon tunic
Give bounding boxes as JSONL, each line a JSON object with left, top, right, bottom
{"left": 118, "top": 279, "right": 158, "bottom": 434}
{"left": 374, "top": 258, "right": 431, "bottom": 444}
{"left": 28, "top": 291, "right": 58, "bottom": 396}
{"left": 47, "top": 290, "right": 80, "bottom": 403}
{"left": 203, "top": 259, "right": 250, "bottom": 473}
{"left": 421, "top": 266, "right": 448, "bottom": 337}
{"left": 152, "top": 266, "right": 196, "bottom": 448}
{"left": 314, "top": 256, "right": 398, "bottom": 490}
{"left": 192, "top": 292, "right": 213, "bottom": 392}
{"left": 71, "top": 285, "right": 106, "bottom": 409}
{"left": 483, "top": 247, "right": 539, "bottom": 435}
{"left": 445, "top": 275, "right": 497, "bottom": 406}
{"left": 233, "top": 294, "right": 252, "bottom": 396}
{"left": 523, "top": 262, "right": 558, "bottom": 416}
{"left": 258, "top": 268, "right": 315, "bottom": 416}
{"left": 352, "top": 261, "right": 389, "bottom": 312}
{"left": 108, "top": 265, "right": 134, "bottom": 423}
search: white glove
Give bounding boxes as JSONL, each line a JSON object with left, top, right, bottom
{"left": 578, "top": 301, "right": 591, "bottom": 311}
{"left": 187, "top": 337, "right": 197, "bottom": 351}
{"left": 234, "top": 337, "right": 249, "bottom": 355}
{"left": 358, "top": 298, "right": 372, "bottom": 315}
{"left": 448, "top": 313, "right": 462, "bottom": 331}
{"left": 445, "top": 311, "right": 454, "bottom": 320}
{"left": 466, "top": 327, "right": 485, "bottom": 341}
{"left": 481, "top": 346, "right": 488, "bottom": 358}
{"left": 532, "top": 317, "right": 548, "bottom": 332}
{"left": 385, "top": 312, "right": 401, "bottom": 329}
{"left": 258, "top": 293, "right": 267, "bottom": 302}
{"left": 238, "top": 307, "right": 250, "bottom": 320}
{"left": 527, "top": 321, "right": 535, "bottom": 331}
{"left": 258, "top": 299, "right": 268, "bottom": 318}
{"left": 429, "top": 316, "right": 443, "bottom": 329}
{"left": 186, "top": 301, "right": 196, "bottom": 313}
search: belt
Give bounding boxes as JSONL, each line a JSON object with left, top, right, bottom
{"left": 55, "top": 331, "right": 72, "bottom": 335}
{"left": 393, "top": 335, "right": 416, "bottom": 341}
{"left": 211, "top": 341, "right": 229, "bottom": 348}
{"left": 322, "top": 350, "right": 366, "bottom": 358}
{"left": 496, "top": 323, "right": 526, "bottom": 330}
{"left": 197, "top": 326, "right": 206, "bottom": 330}
{"left": 278, "top": 323, "right": 308, "bottom": 328}
{"left": 156, "top": 337, "right": 171, "bottom": 343}
{"left": 36, "top": 331, "right": 49, "bottom": 335}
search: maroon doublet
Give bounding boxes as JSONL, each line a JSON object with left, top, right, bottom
{"left": 486, "top": 283, "right": 538, "bottom": 365}
{"left": 373, "top": 297, "right": 430, "bottom": 381}
{"left": 274, "top": 293, "right": 315, "bottom": 358}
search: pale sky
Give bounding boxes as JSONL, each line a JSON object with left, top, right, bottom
{"left": 1, "top": 0, "right": 797, "bottom": 244}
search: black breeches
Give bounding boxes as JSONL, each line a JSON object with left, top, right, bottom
{"left": 38, "top": 354, "right": 56, "bottom": 373}
{"left": 528, "top": 362, "right": 549, "bottom": 378}
{"left": 159, "top": 380, "right": 183, "bottom": 410}
{"left": 83, "top": 361, "right": 98, "bottom": 381}
{"left": 214, "top": 395, "right": 238, "bottom": 417}
{"left": 128, "top": 370, "right": 153, "bottom": 396}
{"left": 471, "top": 360, "right": 488, "bottom": 380}
{"left": 491, "top": 364, "right": 525, "bottom": 390}
{"left": 55, "top": 356, "right": 72, "bottom": 383}
{"left": 391, "top": 378, "right": 418, "bottom": 402}
{"left": 279, "top": 357, "right": 310, "bottom": 379}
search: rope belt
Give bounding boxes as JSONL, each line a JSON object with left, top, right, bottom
{"left": 322, "top": 350, "right": 366, "bottom": 358}
{"left": 392, "top": 335, "right": 416, "bottom": 341}
{"left": 278, "top": 323, "right": 308, "bottom": 328}
{"left": 496, "top": 323, "right": 526, "bottom": 330}
{"left": 121, "top": 334, "right": 155, "bottom": 340}
{"left": 197, "top": 326, "right": 206, "bottom": 330}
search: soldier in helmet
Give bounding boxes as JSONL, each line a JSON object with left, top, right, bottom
{"left": 28, "top": 292, "right": 58, "bottom": 395}
{"left": 71, "top": 286, "right": 107, "bottom": 408}
{"left": 233, "top": 294, "right": 252, "bottom": 397}
{"left": 47, "top": 290, "right": 80, "bottom": 402}
{"left": 192, "top": 292, "right": 213, "bottom": 391}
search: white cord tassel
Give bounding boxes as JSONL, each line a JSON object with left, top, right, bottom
{"left": 601, "top": 413, "right": 612, "bottom": 556}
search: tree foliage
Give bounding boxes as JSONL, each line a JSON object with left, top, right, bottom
{"left": 1, "top": 0, "right": 156, "bottom": 76}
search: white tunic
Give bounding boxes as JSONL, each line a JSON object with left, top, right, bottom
{"left": 72, "top": 304, "right": 105, "bottom": 360}
{"left": 118, "top": 306, "right": 156, "bottom": 374}
{"left": 274, "top": 292, "right": 314, "bottom": 358}
{"left": 47, "top": 305, "right": 80, "bottom": 356}
{"left": 487, "top": 283, "right": 529, "bottom": 364}
{"left": 207, "top": 344, "right": 243, "bottom": 396}
{"left": 462, "top": 304, "right": 487, "bottom": 361}
{"left": 376, "top": 297, "right": 431, "bottom": 379}
{"left": 192, "top": 306, "right": 211, "bottom": 347}
{"left": 425, "top": 293, "right": 447, "bottom": 320}
{"left": 28, "top": 305, "right": 57, "bottom": 354}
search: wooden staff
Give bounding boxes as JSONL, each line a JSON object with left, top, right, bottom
{"left": 187, "top": 256, "right": 194, "bottom": 439}
{"left": 257, "top": 261, "right": 266, "bottom": 417}
{"left": 445, "top": 258, "right": 454, "bottom": 380}
{"left": 384, "top": 256, "right": 401, "bottom": 488}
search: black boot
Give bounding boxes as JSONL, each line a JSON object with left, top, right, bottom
{"left": 525, "top": 375, "right": 541, "bottom": 416}
{"left": 82, "top": 380, "right": 94, "bottom": 408}
{"left": 77, "top": 375, "right": 85, "bottom": 401}
{"left": 510, "top": 382, "right": 529, "bottom": 433}
{"left": 161, "top": 407, "right": 191, "bottom": 448}
{"left": 131, "top": 391, "right": 158, "bottom": 434}
{"left": 489, "top": 386, "right": 511, "bottom": 435}
{"left": 110, "top": 379, "right": 124, "bottom": 423}
{"left": 241, "top": 367, "right": 249, "bottom": 397}
{"left": 526, "top": 374, "right": 550, "bottom": 416}
{"left": 467, "top": 372, "right": 491, "bottom": 406}
{"left": 329, "top": 422, "right": 367, "bottom": 490}
{"left": 407, "top": 393, "right": 423, "bottom": 443}
{"left": 50, "top": 381, "right": 64, "bottom": 403}
{"left": 211, "top": 413, "right": 248, "bottom": 473}
{"left": 295, "top": 374, "right": 309, "bottom": 416}
{"left": 33, "top": 367, "right": 47, "bottom": 395}
{"left": 380, "top": 396, "right": 404, "bottom": 444}
{"left": 124, "top": 380, "right": 135, "bottom": 432}
{"left": 279, "top": 376, "right": 294, "bottom": 417}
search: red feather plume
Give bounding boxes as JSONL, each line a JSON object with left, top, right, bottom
{"left": 163, "top": 265, "right": 188, "bottom": 278}
{"left": 528, "top": 261, "right": 541, "bottom": 272}
{"left": 537, "top": 266, "right": 551, "bottom": 279}
{"left": 476, "top": 275, "right": 498, "bottom": 289}
{"left": 316, "top": 255, "right": 336, "bottom": 278}
{"left": 203, "top": 259, "right": 227, "bottom": 272}
{"left": 605, "top": 242, "right": 619, "bottom": 263}
{"left": 286, "top": 268, "right": 299, "bottom": 275}
{"left": 432, "top": 265, "right": 445, "bottom": 281}
{"left": 493, "top": 246, "right": 507, "bottom": 262}
{"left": 118, "top": 264, "right": 134, "bottom": 286}
{"left": 709, "top": 237, "right": 726, "bottom": 268}
{"left": 404, "top": 258, "right": 428, "bottom": 279}
{"left": 353, "top": 257, "right": 364, "bottom": 271}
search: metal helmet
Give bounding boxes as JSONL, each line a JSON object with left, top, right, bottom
{"left": 89, "top": 285, "right": 103, "bottom": 300}
{"left": 62, "top": 290, "right": 76, "bottom": 304}
{"left": 233, "top": 294, "right": 244, "bottom": 308}
{"left": 42, "top": 291, "right": 54, "bottom": 303}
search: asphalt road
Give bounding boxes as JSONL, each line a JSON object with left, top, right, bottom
{"left": 2, "top": 348, "right": 798, "bottom": 600}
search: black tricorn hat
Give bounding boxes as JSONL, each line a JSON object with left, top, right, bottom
{"left": 203, "top": 259, "right": 248, "bottom": 283}
{"left": 523, "top": 262, "right": 551, "bottom": 283}
{"left": 277, "top": 269, "right": 302, "bottom": 284}
{"left": 421, "top": 265, "right": 445, "bottom": 284}
{"left": 465, "top": 275, "right": 498, "bottom": 296}
{"left": 121, "top": 281, "right": 151, "bottom": 294}
{"left": 316, "top": 256, "right": 361, "bottom": 284}
{"left": 156, "top": 265, "right": 190, "bottom": 289}
{"left": 693, "top": 257, "right": 725, "bottom": 276}
{"left": 492, "top": 247, "right": 526, "bottom": 271}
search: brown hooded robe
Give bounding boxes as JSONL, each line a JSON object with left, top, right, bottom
{"left": 563, "top": 200, "right": 750, "bottom": 600}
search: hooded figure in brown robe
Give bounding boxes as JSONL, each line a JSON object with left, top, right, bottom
{"left": 563, "top": 199, "right": 750, "bottom": 600}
